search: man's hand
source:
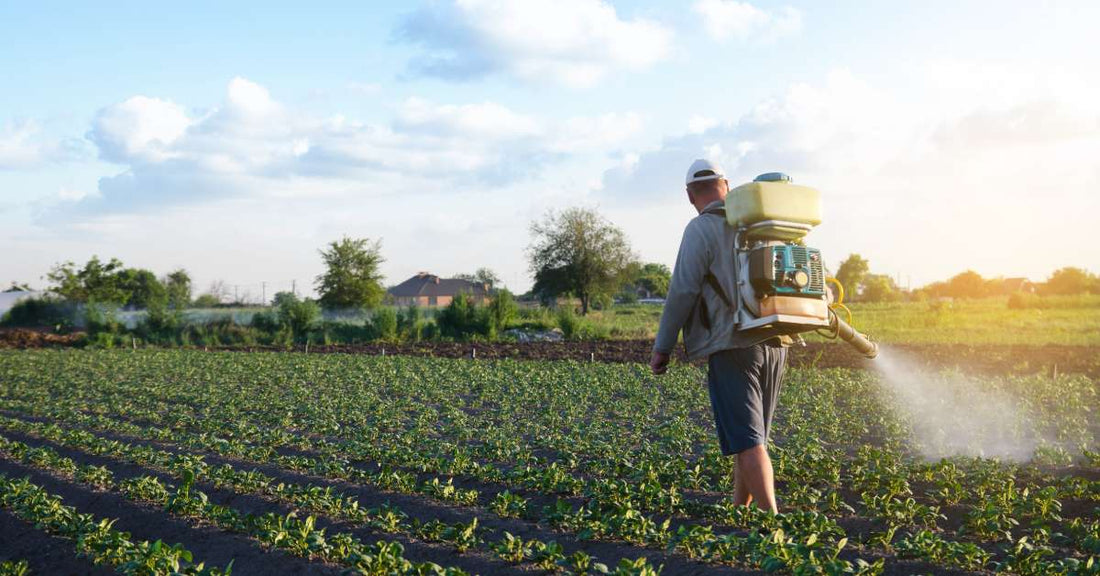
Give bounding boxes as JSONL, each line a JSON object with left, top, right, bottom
{"left": 649, "top": 351, "right": 671, "bottom": 375}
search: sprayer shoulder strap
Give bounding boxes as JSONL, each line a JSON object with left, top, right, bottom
{"left": 703, "top": 272, "right": 732, "bottom": 308}
{"left": 698, "top": 205, "right": 733, "bottom": 309}
{"left": 701, "top": 205, "right": 726, "bottom": 217}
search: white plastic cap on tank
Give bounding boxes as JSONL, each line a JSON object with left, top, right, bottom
{"left": 685, "top": 158, "right": 726, "bottom": 185}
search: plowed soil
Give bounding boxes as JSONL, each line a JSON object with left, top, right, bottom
{"left": 5, "top": 325, "right": 1095, "bottom": 378}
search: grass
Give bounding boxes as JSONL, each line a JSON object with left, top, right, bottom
{"left": 833, "top": 297, "right": 1100, "bottom": 346}
{"left": 76, "top": 294, "right": 1100, "bottom": 347}
{"left": 583, "top": 296, "right": 1100, "bottom": 346}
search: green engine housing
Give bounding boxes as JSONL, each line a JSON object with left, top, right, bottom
{"left": 748, "top": 245, "right": 826, "bottom": 298}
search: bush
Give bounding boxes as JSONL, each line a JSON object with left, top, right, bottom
{"left": 250, "top": 309, "right": 281, "bottom": 333}
{"left": 0, "top": 296, "right": 76, "bottom": 329}
{"left": 397, "top": 306, "right": 424, "bottom": 341}
{"left": 513, "top": 307, "right": 557, "bottom": 332}
{"left": 317, "top": 321, "right": 374, "bottom": 344}
{"left": 180, "top": 318, "right": 263, "bottom": 347}
{"left": 83, "top": 300, "right": 123, "bottom": 335}
{"left": 617, "top": 290, "right": 639, "bottom": 304}
{"left": 191, "top": 294, "right": 221, "bottom": 308}
{"left": 436, "top": 293, "right": 491, "bottom": 340}
{"left": 556, "top": 307, "right": 581, "bottom": 339}
{"left": 486, "top": 290, "right": 518, "bottom": 333}
{"left": 277, "top": 294, "right": 321, "bottom": 338}
{"left": 555, "top": 308, "right": 609, "bottom": 341}
{"left": 372, "top": 307, "right": 398, "bottom": 341}
{"left": 89, "top": 331, "right": 124, "bottom": 349}
{"left": 136, "top": 298, "right": 183, "bottom": 344}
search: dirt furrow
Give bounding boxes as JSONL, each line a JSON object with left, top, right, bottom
{"left": 0, "top": 507, "right": 114, "bottom": 576}
{"left": 0, "top": 413, "right": 759, "bottom": 575}
{"left": 0, "top": 452, "right": 336, "bottom": 576}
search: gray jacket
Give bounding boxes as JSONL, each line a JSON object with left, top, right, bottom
{"left": 653, "top": 200, "right": 787, "bottom": 360}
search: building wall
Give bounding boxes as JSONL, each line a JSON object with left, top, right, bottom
{"left": 391, "top": 293, "right": 488, "bottom": 308}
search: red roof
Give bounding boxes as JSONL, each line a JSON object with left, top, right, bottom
{"left": 388, "top": 272, "right": 490, "bottom": 298}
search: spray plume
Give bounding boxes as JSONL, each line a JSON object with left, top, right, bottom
{"left": 870, "top": 346, "right": 1042, "bottom": 462}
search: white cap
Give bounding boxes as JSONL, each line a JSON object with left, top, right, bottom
{"left": 685, "top": 158, "right": 726, "bottom": 185}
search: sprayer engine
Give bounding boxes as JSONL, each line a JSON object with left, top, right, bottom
{"left": 726, "top": 172, "right": 878, "bottom": 358}
{"left": 748, "top": 245, "right": 826, "bottom": 298}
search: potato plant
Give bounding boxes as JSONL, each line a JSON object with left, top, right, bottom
{"left": 0, "top": 349, "right": 1096, "bottom": 575}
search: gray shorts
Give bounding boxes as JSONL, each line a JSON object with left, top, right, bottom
{"left": 707, "top": 343, "right": 788, "bottom": 456}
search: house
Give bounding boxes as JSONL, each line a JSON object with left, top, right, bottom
{"left": 388, "top": 272, "right": 491, "bottom": 307}
{"left": 1001, "top": 278, "right": 1035, "bottom": 294}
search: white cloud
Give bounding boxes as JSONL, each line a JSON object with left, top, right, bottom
{"left": 57, "top": 186, "right": 93, "bottom": 201}
{"left": 0, "top": 119, "right": 87, "bottom": 169}
{"left": 225, "top": 77, "right": 278, "bottom": 116}
{"left": 57, "top": 78, "right": 642, "bottom": 216}
{"left": 602, "top": 65, "right": 1100, "bottom": 285}
{"left": 398, "top": 0, "right": 673, "bottom": 87}
{"left": 691, "top": 0, "right": 802, "bottom": 41}
{"left": 0, "top": 120, "right": 44, "bottom": 169}
{"left": 687, "top": 114, "right": 719, "bottom": 134}
{"left": 87, "top": 96, "right": 192, "bottom": 163}
{"left": 549, "top": 112, "right": 643, "bottom": 153}
{"left": 395, "top": 98, "right": 542, "bottom": 139}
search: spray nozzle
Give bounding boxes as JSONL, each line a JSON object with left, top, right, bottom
{"left": 832, "top": 314, "right": 878, "bottom": 359}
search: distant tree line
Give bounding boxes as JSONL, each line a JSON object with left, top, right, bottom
{"left": 834, "top": 253, "right": 1098, "bottom": 302}
{"left": 13, "top": 203, "right": 1093, "bottom": 347}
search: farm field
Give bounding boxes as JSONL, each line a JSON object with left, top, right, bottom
{"left": 584, "top": 298, "right": 1100, "bottom": 346}
{"left": 0, "top": 350, "right": 1097, "bottom": 575}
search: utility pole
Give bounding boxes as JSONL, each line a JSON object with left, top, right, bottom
{"left": 292, "top": 279, "right": 296, "bottom": 296}
{"left": 234, "top": 285, "right": 239, "bottom": 304}
{"left": 262, "top": 281, "right": 266, "bottom": 305}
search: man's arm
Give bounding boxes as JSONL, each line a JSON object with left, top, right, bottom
{"left": 651, "top": 222, "right": 711, "bottom": 372}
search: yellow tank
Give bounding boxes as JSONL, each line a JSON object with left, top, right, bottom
{"left": 726, "top": 173, "right": 822, "bottom": 240}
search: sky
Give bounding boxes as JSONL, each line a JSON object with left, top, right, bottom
{"left": 2, "top": 0, "right": 1098, "bottom": 300}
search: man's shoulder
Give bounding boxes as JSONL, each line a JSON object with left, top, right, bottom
{"left": 685, "top": 209, "right": 727, "bottom": 236}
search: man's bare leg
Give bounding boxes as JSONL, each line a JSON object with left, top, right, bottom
{"left": 732, "top": 458, "right": 753, "bottom": 506}
{"left": 734, "top": 444, "right": 777, "bottom": 513}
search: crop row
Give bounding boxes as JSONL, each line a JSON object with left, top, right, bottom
{"left": 3, "top": 364, "right": 1094, "bottom": 559}
{"left": 0, "top": 432, "right": 492, "bottom": 575}
{"left": 1, "top": 350, "right": 1098, "bottom": 574}
{"left": 0, "top": 409, "right": 878, "bottom": 574}
{"left": 0, "top": 417, "right": 680, "bottom": 574}
{"left": 0, "top": 470, "right": 228, "bottom": 575}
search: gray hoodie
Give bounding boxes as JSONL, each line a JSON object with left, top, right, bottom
{"left": 653, "top": 200, "right": 788, "bottom": 360}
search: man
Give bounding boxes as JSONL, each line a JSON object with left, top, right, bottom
{"left": 649, "top": 159, "right": 789, "bottom": 513}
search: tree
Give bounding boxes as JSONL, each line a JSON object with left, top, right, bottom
{"left": 635, "top": 263, "right": 671, "bottom": 298}
{"left": 946, "top": 270, "right": 987, "bottom": 299}
{"left": 1042, "top": 267, "right": 1094, "bottom": 296}
{"left": 115, "top": 268, "right": 164, "bottom": 309}
{"left": 528, "top": 207, "right": 635, "bottom": 315}
{"left": 315, "top": 237, "right": 386, "bottom": 310}
{"left": 455, "top": 268, "right": 502, "bottom": 289}
{"left": 192, "top": 294, "right": 221, "bottom": 308}
{"left": 835, "top": 254, "right": 869, "bottom": 301}
{"left": 164, "top": 269, "right": 192, "bottom": 309}
{"left": 861, "top": 274, "right": 900, "bottom": 303}
{"left": 47, "top": 256, "right": 127, "bottom": 304}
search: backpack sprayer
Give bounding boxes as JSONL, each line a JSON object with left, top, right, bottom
{"left": 725, "top": 172, "right": 878, "bottom": 358}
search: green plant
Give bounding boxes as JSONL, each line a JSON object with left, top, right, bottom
{"left": 371, "top": 307, "right": 398, "bottom": 341}
{"left": 276, "top": 293, "right": 321, "bottom": 337}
